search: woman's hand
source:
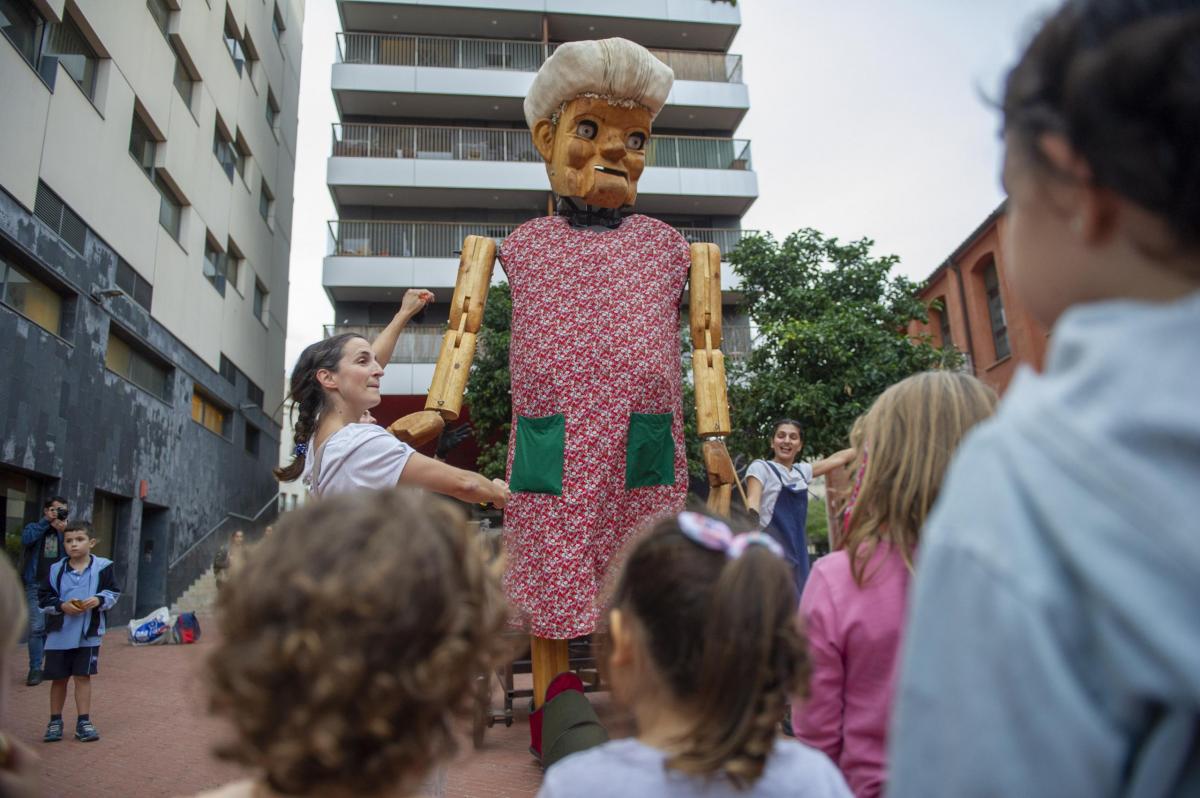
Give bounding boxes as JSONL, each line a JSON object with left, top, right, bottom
{"left": 489, "top": 479, "right": 511, "bottom": 509}
{"left": 398, "top": 289, "right": 434, "bottom": 321}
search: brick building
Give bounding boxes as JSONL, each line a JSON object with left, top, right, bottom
{"left": 908, "top": 200, "right": 1049, "bottom": 395}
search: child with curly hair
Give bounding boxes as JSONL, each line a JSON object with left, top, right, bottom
{"left": 538, "top": 511, "right": 851, "bottom": 798}
{"left": 192, "top": 489, "right": 509, "bottom": 798}
{"left": 792, "top": 371, "right": 997, "bottom": 798}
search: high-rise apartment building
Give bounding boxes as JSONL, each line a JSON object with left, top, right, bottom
{"left": 0, "top": 0, "right": 304, "bottom": 620}
{"left": 324, "top": 0, "right": 757, "bottom": 438}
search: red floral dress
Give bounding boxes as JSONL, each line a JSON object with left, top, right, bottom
{"left": 500, "top": 214, "right": 690, "bottom": 638}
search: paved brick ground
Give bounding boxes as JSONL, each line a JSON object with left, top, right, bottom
{"left": 4, "top": 623, "right": 628, "bottom": 798}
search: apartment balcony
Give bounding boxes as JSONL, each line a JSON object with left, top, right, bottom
{"left": 337, "top": 0, "right": 741, "bottom": 51}
{"left": 324, "top": 323, "right": 445, "bottom": 363}
{"left": 332, "top": 33, "right": 749, "bottom": 131}
{"left": 326, "top": 123, "right": 757, "bottom": 215}
{"left": 322, "top": 220, "right": 758, "bottom": 303}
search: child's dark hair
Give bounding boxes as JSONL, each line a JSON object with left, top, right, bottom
{"left": 1004, "top": 0, "right": 1200, "bottom": 248}
{"left": 275, "top": 332, "right": 361, "bottom": 482}
{"left": 63, "top": 521, "right": 92, "bottom": 538}
{"left": 612, "top": 514, "right": 808, "bottom": 787}
{"left": 207, "top": 489, "right": 509, "bottom": 796}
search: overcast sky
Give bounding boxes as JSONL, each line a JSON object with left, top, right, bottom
{"left": 282, "top": 0, "right": 1059, "bottom": 375}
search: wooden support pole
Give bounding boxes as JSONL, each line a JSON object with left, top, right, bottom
{"left": 531, "top": 636, "right": 570, "bottom": 709}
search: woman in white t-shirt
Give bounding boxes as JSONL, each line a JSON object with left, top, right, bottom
{"left": 276, "top": 294, "right": 509, "bottom": 507}
{"left": 745, "top": 419, "right": 853, "bottom": 595}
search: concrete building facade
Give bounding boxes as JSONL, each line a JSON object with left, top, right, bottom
{"left": 908, "top": 201, "right": 1049, "bottom": 396}
{"left": 324, "top": 0, "right": 758, "bottom": 444}
{"left": 0, "top": 0, "right": 304, "bottom": 620}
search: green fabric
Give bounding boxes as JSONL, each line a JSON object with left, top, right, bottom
{"left": 625, "top": 412, "right": 676, "bottom": 489}
{"left": 510, "top": 413, "right": 565, "bottom": 495}
{"left": 542, "top": 690, "right": 609, "bottom": 769}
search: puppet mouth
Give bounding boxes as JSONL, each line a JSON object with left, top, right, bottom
{"left": 594, "top": 165, "right": 627, "bottom": 177}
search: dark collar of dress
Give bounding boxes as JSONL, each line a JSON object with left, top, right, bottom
{"left": 556, "top": 196, "right": 629, "bottom": 232}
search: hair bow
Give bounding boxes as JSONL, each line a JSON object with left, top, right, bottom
{"left": 293, "top": 442, "right": 308, "bottom": 457}
{"left": 677, "top": 511, "right": 784, "bottom": 559}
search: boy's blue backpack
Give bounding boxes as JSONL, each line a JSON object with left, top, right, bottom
{"left": 172, "top": 612, "right": 201, "bottom": 644}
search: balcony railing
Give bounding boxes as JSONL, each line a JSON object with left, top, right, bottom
{"left": 336, "top": 32, "right": 743, "bottom": 83}
{"left": 328, "top": 221, "right": 760, "bottom": 259}
{"left": 323, "top": 323, "right": 446, "bottom": 363}
{"left": 332, "top": 124, "right": 752, "bottom": 170}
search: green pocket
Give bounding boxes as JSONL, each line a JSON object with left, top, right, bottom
{"left": 510, "top": 414, "right": 566, "bottom": 495}
{"left": 625, "top": 413, "right": 676, "bottom": 490}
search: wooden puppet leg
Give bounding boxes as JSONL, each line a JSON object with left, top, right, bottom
{"left": 531, "top": 636, "right": 570, "bottom": 709}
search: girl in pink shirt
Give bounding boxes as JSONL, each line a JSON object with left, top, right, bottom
{"left": 792, "top": 371, "right": 997, "bottom": 797}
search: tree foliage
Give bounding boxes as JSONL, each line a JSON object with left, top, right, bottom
{"left": 465, "top": 282, "right": 512, "bottom": 480}
{"left": 726, "top": 230, "right": 959, "bottom": 461}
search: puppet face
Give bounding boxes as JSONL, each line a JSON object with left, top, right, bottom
{"left": 532, "top": 96, "right": 652, "bottom": 209}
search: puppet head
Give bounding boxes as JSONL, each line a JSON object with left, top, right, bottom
{"left": 525, "top": 39, "right": 674, "bottom": 209}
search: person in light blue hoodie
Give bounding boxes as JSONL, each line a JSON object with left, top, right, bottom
{"left": 38, "top": 522, "right": 120, "bottom": 744}
{"left": 888, "top": 2, "right": 1200, "bottom": 797}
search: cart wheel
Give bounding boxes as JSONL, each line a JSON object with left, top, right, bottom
{"left": 505, "top": 717, "right": 514, "bottom": 728}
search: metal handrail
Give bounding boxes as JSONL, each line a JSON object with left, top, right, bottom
{"left": 335, "top": 32, "right": 743, "bottom": 83}
{"left": 168, "top": 493, "right": 278, "bottom": 570}
{"left": 331, "top": 123, "right": 752, "bottom": 170}
{"left": 325, "top": 220, "right": 760, "bottom": 258}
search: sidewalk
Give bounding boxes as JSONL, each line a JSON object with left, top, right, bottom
{"left": 4, "top": 624, "right": 623, "bottom": 797}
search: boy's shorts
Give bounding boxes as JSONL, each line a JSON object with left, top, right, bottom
{"left": 43, "top": 647, "right": 100, "bottom": 680}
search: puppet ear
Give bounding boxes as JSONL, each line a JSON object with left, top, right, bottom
{"left": 532, "top": 118, "right": 556, "bottom": 162}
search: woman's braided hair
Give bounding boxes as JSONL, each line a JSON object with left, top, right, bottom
{"left": 1004, "top": 0, "right": 1200, "bottom": 250}
{"left": 612, "top": 515, "right": 809, "bottom": 787}
{"left": 207, "top": 489, "right": 510, "bottom": 796}
{"left": 274, "top": 333, "right": 361, "bottom": 483}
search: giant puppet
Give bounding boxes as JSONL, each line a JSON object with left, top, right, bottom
{"left": 387, "top": 38, "right": 738, "bottom": 708}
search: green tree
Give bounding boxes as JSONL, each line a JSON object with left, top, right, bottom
{"left": 726, "top": 230, "right": 959, "bottom": 461}
{"left": 465, "top": 282, "right": 512, "bottom": 479}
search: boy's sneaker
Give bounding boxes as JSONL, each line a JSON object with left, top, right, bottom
{"left": 43, "top": 718, "right": 64, "bottom": 742}
{"left": 75, "top": 719, "right": 99, "bottom": 742}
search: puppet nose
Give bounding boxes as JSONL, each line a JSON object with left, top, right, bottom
{"left": 599, "top": 137, "right": 627, "bottom": 162}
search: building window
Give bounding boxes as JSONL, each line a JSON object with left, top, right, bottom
{"left": 265, "top": 87, "right": 279, "bottom": 130}
{"left": 219, "top": 353, "right": 237, "bottom": 384}
{"left": 146, "top": 0, "right": 170, "bottom": 39}
{"left": 106, "top": 329, "right": 171, "bottom": 400}
{"left": 192, "top": 389, "right": 229, "bottom": 437}
{"left": 213, "top": 121, "right": 238, "bottom": 181}
{"left": 115, "top": 257, "right": 153, "bottom": 312}
{"left": 253, "top": 280, "right": 268, "bottom": 324}
{"left": 1, "top": 254, "right": 63, "bottom": 335}
{"left": 203, "top": 236, "right": 226, "bottom": 295}
{"left": 983, "top": 261, "right": 1011, "bottom": 361}
{"left": 170, "top": 41, "right": 195, "bottom": 109}
{"left": 224, "top": 240, "right": 242, "bottom": 292}
{"left": 222, "top": 8, "right": 244, "bottom": 75}
{"left": 934, "top": 297, "right": 953, "bottom": 348}
{"left": 128, "top": 109, "right": 156, "bottom": 178}
{"left": 246, "top": 379, "right": 263, "bottom": 409}
{"left": 155, "top": 174, "right": 183, "bottom": 242}
{"left": 258, "top": 180, "right": 273, "bottom": 225}
{"left": 33, "top": 181, "right": 86, "bottom": 253}
{"left": 0, "top": 0, "right": 45, "bottom": 68}
{"left": 244, "top": 424, "right": 260, "bottom": 456}
{"left": 43, "top": 13, "right": 99, "bottom": 100}
{"left": 1, "top": 467, "right": 42, "bottom": 567}
{"left": 241, "top": 27, "right": 259, "bottom": 79}
{"left": 234, "top": 132, "right": 251, "bottom": 181}
{"left": 271, "top": 3, "right": 285, "bottom": 44}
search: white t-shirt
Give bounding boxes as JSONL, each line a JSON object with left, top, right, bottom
{"left": 746, "top": 460, "right": 813, "bottom": 528}
{"left": 301, "top": 423, "right": 415, "bottom": 497}
{"left": 539, "top": 738, "right": 851, "bottom": 798}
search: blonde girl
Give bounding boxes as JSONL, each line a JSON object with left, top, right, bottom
{"left": 792, "top": 371, "right": 996, "bottom": 798}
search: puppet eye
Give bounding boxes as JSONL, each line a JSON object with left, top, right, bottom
{"left": 575, "top": 120, "right": 598, "bottom": 139}
{"left": 625, "top": 132, "right": 646, "bottom": 150}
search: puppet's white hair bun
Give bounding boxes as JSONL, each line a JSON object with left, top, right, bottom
{"left": 524, "top": 38, "right": 674, "bottom": 130}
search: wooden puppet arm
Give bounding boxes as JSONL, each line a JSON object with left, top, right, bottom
{"left": 388, "top": 236, "right": 496, "bottom": 449}
{"left": 688, "top": 242, "right": 743, "bottom": 517}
